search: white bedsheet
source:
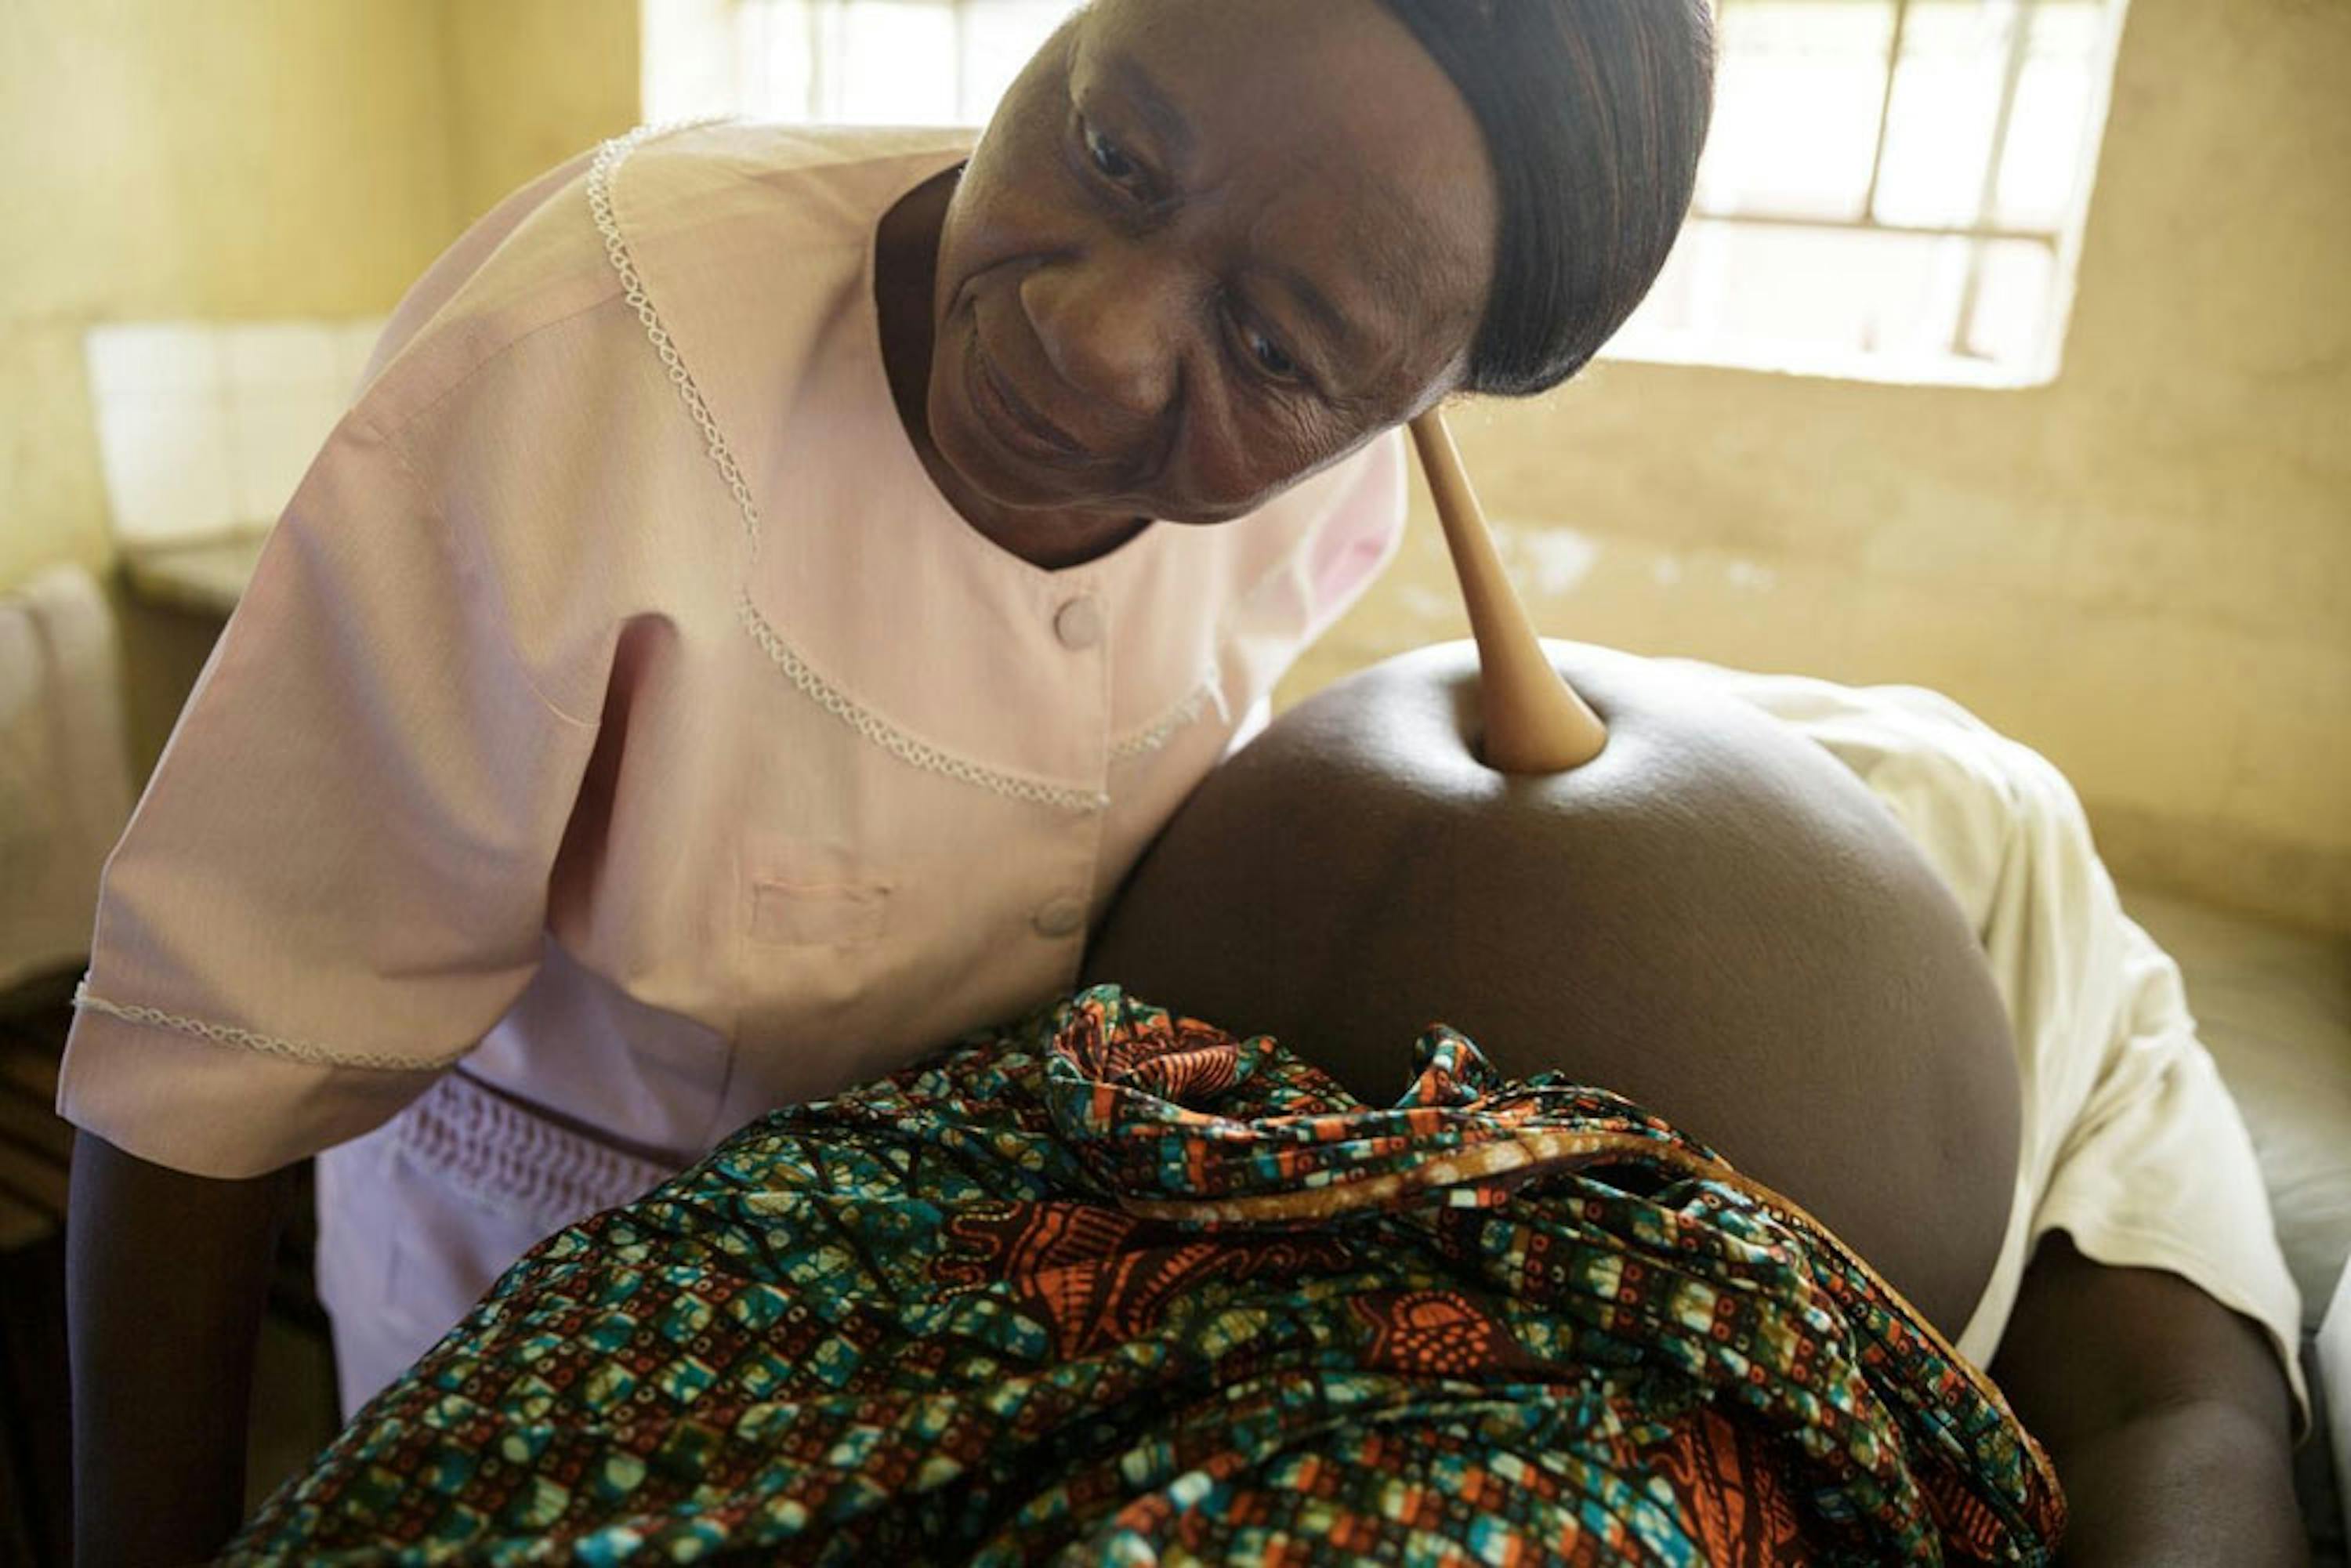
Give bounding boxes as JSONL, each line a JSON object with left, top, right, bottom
{"left": 1675, "top": 661, "right": 2308, "bottom": 1423}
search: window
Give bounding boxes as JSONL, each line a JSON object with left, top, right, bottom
{"left": 641, "top": 0, "right": 2129, "bottom": 386}
{"left": 642, "top": 0, "right": 1076, "bottom": 128}
{"left": 1617, "top": 0, "right": 2130, "bottom": 386}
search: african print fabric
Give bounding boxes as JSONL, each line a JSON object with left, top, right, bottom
{"left": 226, "top": 986, "right": 2064, "bottom": 1565}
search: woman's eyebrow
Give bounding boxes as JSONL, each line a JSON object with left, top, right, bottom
{"left": 1267, "top": 265, "right": 1371, "bottom": 360}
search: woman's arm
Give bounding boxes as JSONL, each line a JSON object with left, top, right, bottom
{"left": 67, "top": 1132, "right": 296, "bottom": 1566}
{"left": 1990, "top": 1231, "right": 2305, "bottom": 1567}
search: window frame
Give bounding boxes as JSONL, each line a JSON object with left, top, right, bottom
{"left": 641, "top": 0, "right": 2135, "bottom": 389}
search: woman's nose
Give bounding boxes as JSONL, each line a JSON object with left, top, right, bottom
{"left": 1019, "top": 249, "right": 1181, "bottom": 422}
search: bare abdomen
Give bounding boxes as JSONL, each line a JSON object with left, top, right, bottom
{"left": 1085, "top": 642, "right": 2020, "bottom": 1341}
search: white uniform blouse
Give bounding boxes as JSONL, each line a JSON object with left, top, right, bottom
{"left": 58, "top": 121, "right": 1409, "bottom": 1407}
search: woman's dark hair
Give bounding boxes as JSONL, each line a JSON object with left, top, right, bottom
{"left": 1372, "top": 0, "right": 1716, "bottom": 397}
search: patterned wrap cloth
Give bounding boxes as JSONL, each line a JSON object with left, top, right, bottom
{"left": 226, "top": 987, "right": 2064, "bottom": 1565}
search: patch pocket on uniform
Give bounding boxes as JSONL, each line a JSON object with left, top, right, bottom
{"left": 749, "top": 875, "right": 893, "bottom": 947}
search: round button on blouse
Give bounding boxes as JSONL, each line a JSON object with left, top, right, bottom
{"left": 1031, "top": 896, "right": 1088, "bottom": 939}
{"left": 1053, "top": 596, "right": 1104, "bottom": 651}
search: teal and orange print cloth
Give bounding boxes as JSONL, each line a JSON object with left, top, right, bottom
{"left": 227, "top": 986, "right": 2063, "bottom": 1565}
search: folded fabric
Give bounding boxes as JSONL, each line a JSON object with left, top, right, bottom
{"left": 227, "top": 987, "right": 2063, "bottom": 1565}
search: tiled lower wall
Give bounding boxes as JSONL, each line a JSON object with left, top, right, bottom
{"left": 82, "top": 320, "right": 388, "bottom": 549}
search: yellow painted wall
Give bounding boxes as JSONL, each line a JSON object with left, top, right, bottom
{"left": 0, "top": 0, "right": 452, "bottom": 593}
{"left": 1281, "top": 0, "right": 2351, "bottom": 936}
{"left": 440, "top": 0, "right": 643, "bottom": 228}
{"left": 0, "top": 0, "right": 638, "bottom": 766}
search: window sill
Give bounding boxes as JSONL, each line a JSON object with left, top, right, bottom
{"left": 1599, "top": 331, "right": 2058, "bottom": 391}
{"left": 121, "top": 528, "right": 267, "bottom": 619}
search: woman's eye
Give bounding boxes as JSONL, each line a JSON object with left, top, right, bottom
{"left": 1082, "top": 121, "right": 1140, "bottom": 186}
{"left": 1241, "top": 322, "right": 1302, "bottom": 383}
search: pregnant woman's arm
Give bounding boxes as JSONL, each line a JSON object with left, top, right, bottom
{"left": 67, "top": 1133, "right": 295, "bottom": 1566}
{"left": 1991, "top": 1233, "right": 2302, "bottom": 1566}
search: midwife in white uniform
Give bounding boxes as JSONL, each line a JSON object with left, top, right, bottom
{"left": 56, "top": 3, "right": 1722, "bottom": 1563}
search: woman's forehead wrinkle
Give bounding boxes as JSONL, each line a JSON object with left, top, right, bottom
{"left": 1099, "top": 50, "right": 1195, "bottom": 162}
{"left": 1270, "top": 264, "right": 1373, "bottom": 360}
{"left": 1240, "top": 172, "right": 1466, "bottom": 396}
{"left": 1085, "top": 0, "right": 1491, "bottom": 402}
{"left": 1290, "top": 114, "right": 1483, "bottom": 316}
{"left": 1349, "top": 183, "right": 1470, "bottom": 339}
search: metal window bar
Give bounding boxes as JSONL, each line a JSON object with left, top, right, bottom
{"left": 803, "top": 1, "right": 823, "bottom": 122}
{"left": 951, "top": 0, "right": 974, "bottom": 121}
{"left": 1704, "top": 210, "right": 2055, "bottom": 246}
{"left": 1858, "top": 0, "right": 1914, "bottom": 222}
{"left": 764, "top": 0, "right": 2063, "bottom": 253}
{"left": 744, "top": 0, "right": 2082, "bottom": 365}
{"left": 1696, "top": 0, "right": 2060, "bottom": 248}
{"left": 1689, "top": 0, "right": 2064, "bottom": 361}
{"left": 794, "top": 0, "right": 977, "bottom": 122}
{"left": 1951, "top": 0, "right": 2044, "bottom": 356}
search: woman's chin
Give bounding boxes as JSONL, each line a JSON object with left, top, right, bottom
{"left": 928, "top": 382, "right": 1074, "bottom": 510}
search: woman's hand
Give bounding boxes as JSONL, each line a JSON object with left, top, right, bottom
{"left": 67, "top": 1133, "right": 295, "bottom": 1566}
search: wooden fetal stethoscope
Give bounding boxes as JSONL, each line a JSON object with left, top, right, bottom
{"left": 1407, "top": 409, "right": 1608, "bottom": 773}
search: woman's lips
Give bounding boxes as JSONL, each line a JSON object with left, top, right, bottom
{"left": 965, "top": 328, "right": 1096, "bottom": 469}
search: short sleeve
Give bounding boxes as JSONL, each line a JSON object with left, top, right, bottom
{"left": 58, "top": 413, "right": 607, "bottom": 1179}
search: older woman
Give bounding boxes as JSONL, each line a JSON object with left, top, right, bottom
{"left": 60, "top": 1, "right": 1713, "bottom": 1562}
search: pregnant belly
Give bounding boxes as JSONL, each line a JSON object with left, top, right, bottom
{"left": 1085, "top": 641, "right": 2020, "bottom": 1342}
